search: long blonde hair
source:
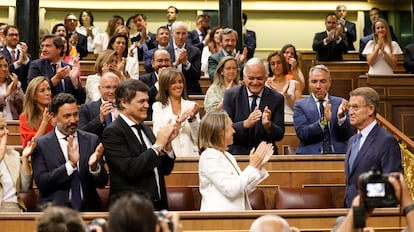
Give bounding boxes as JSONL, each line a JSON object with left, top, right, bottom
{"left": 198, "top": 111, "right": 228, "bottom": 153}
{"left": 372, "top": 18, "right": 393, "bottom": 53}
{"left": 23, "top": 76, "right": 49, "bottom": 129}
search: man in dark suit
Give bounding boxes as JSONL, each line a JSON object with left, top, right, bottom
{"left": 312, "top": 12, "right": 349, "bottom": 61}
{"left": 166, "top": 21, "right": 202, "bottom": 94}
{"left": 143, "top": 26, "right": 171, "bottom": 73}
{"left": 1, "top": 25, "right": 31, "bottom": 92}
{"left": 31, "top": 93, "right": 108, "bottom": 211}
{"left": 140, "top": 49, "right": 171, "bottom": 120}
{"left": 131, "top": 13, "right": 157, "bottom": 61}
{"left": 186, "top": 15, "right": 210, "bottom": 52}
{"left": 101, "top": 79, "right": 178, "bottom": 210}
{"left": 79, "top": 72, "right": 120, "bottom": 138}
{"left": 208, "top": 28, "right": 247, "bottom": 80}
{"left": 335, "top": 5, "right": 356, "bottom": 51}
{"left": 223, "top": 58, "right": 284, "bottom": 155}
{"left": 344, "top": 87, "right": 402, "bottom": 207}
{"left": 64, "top": 13, "right": 88, "bottom": 59}
{"left": 404, "top": 43, "right": 414, "bottom": 73}
{"left": 294, "top": 65, "right": 353, "bottom": 154}
{"left": 28, "top": 34, "right": 86, "bottom": 104}
{"left": 242, "top": 13, "right": 257, "bottom": 60}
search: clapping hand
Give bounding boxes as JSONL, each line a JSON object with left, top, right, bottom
{"left": 88, "top": 143, "right": 104, "bottom": 171}
{"left": 249, "top": 142, "right": 274, "bottom": 169}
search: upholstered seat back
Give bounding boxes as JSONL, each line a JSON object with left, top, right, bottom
{"left": 167, "top": 187, "right": 196, "bottom": 211}
{"left": 275, "top": 187, "right": 333, "bottom": 209}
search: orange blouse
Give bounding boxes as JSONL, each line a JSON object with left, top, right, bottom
{"left": 19, "top": 113, "right": 53, "bottom": 148}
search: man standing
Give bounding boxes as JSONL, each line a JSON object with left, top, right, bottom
{"left": 140, "top": 49, "right": 171, "bottom": 120}
{"left": 208, "top": 28, "right": 247, "bottom": 80}
{"left": 102, "top": 79, "right": 178, "bottom": 210}
{"left": 312, "top": 12, "right": 349, "bottom": 61}
{"left": 64, "top": 13, "right": 88, "bottom": 59}
{"left": 166, "top": 21, "right": 202, "bottom": 94}
{"left": 143, "top": 26, "right": 171, "bottom": 73}
{"left": 1, "top": 25, "right": 31, "bottom": 92}
{"left": 166, "top": 6, "right": 178, "bottom": 31}
{"left": 131, "top": 13, "right": 157, "bottom": 61}
{"left": 28, "top": 35, "right": 86, "bottom": 104}
{"left": 335, "top": 5, "right": 356, "bottom": 51}
{"left": 242, "top": 13, "right": 257, "bottom": 60}
{"left": 294, "top": 65, "right": 353, "bottom": 154}
{"left": 404, "top": 42, "right": 414, "bottom": 73}
{"left": 32, "top": 93, "right": 108, "bottom": 211}
{"left": 187, "top": 15, "right": 210, "bottom": 52}
{"left": 344, "top": 87, "right": 402, "bottom": 207}
{"left": 79, "top": 72, "right": 120, "bottom": 138}
{"left": 223, "top": 58, "right": 284, "bottom": 155}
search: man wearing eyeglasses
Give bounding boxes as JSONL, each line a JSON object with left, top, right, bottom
{"left": 64, "top": 13, "right": 88, "bottom": 59}
{"left": 79, "top": 72, "right": 120, "bottom": 138}
{"left": 344, "top": 87, "right": 402, "bottom": 207}
{"left": 293, "top": 64, "right": 353, "bottom": 154}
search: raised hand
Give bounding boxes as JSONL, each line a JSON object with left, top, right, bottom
{"left": 88, "top": 143, "right": 104, "bottom": 170}
{"left": 22, "top": 138, "right": 36, "bottom": 158}
{"left": 67, "top": 135, "right": 80, "bottom": 168}
{"left": 337, "top": 98, "right": 349, "bottom": 119}
{"left": 244, "top": 107, "right": 262, "bottom": 129}
{"left": 261, "top": 106, "right": 272, "bottom": 132}
{"left": 323, "top": 100, "right": 332, "bottom": 122}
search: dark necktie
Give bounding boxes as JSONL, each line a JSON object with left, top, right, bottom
{"left": 132, "top": 124, "right": 147, "bottom": 149}
{"left": 63, "top": 135, "right": 82, "bottom": 210}
{"left": 11, "top": 49, "right": 16, "bottom": 62}
{"left": 319, "top": 100, "right": 333, "bottom": 153}
{"left": 250, "top": 95, "right": 258, "bottom": 112}
{"left": 105, "top": 113, "right": 112, "bottom": 125}
{"left": 51, "top": 63, "right": 57, "bottom": 74}
{"left": 349, "top": 133, "right": 362, "bottom": 171}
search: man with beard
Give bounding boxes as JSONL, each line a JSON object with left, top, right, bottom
{"left": 143, "top": 26, "right": 171, "bottom": 73}
{"left": 79, "top": 72, "right": 120, "bottom": 138}
{"left": 31, "top": 93, "right": 108, "bottom": 211}
{"left": 187, "top": 14, "right": 210, "bottom": 52}
{"left": 139, "top": 49, "right": 171, "bottom": 120}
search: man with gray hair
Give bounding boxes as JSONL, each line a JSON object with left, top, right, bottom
{"left": 208, "top": 27, "right": 248, "bottom": 80}
{"left": 293, "top": 64, "right": 353, "bottom": 154}
{"left": 223, "top": 58, "right": 284, "bottom": 155}
{"left": 166, "top": 21, "right": 202, "bottom": 94}
{"left": 335, "top": 5, "right": 356, "bottom": 51}
{"left": 249, "top": 215, "right": 292, "bottom": 232}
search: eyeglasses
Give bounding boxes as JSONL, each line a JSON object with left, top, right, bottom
{"left": 66, "top": 19, "right": 78, "bottom": 22}
{"left": 155, "top": 59, "right": 171, "bottom": 63}
{"left": 347, "top": 104, "right": 369, "bottom": 111}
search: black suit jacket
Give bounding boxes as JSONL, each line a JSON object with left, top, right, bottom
{"left": 404, "top": 43, "right": 414, "bottom": 73}
{"left": 79, "top": 99, "right": 107, "bottom": 138}
{"left": 0, "top": 48, "right": 31, "bottom": 92}
{"left": 344, "top": 124, "right": 403, "bottom": 207}
{"left": 32, "top": 129, "right": 108, "bottom": 211}
{"left": 131, "top": 32, "right": 157, "bottom": 61}
{"left": 244, "top": 30, "right": 257, "bottom": 60}
{"left": 312, "top": 31, "right": 349, "bottom": 61}
{"left": 186, "top": 29, "right": 204, "bottom": 52}
{"left": 166, "top": 43, "right": 202, "bottom": 94}
{"left": 139, "top": 72, "right": 158, "bottom": 120}
{"left": 101, "top": 116, "right": 175, "bottom": 209}
{"left": 342, "top": 20, "right": 356, "bottom": 51}
{"left": 27, "top": 58, "right": 86, "bottom": 104}
{"left": 222, "top": 85, "right": 285, "bottom": 155}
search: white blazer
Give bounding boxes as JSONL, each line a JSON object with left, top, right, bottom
{"left": 152, "top": 98, "right": 200, "bottom": 156}
{"left": 199, "top": 148, "right": 269, "bottom": 211}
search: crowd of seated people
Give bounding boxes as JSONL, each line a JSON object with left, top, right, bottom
{"left": 0, "top": 5, "right": 411, "bottom": 232}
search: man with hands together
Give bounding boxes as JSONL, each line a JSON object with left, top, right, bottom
{"left": 223, "top": 58, "right": 284, "bottom": 155}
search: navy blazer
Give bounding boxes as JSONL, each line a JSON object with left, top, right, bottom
{"left": 27, "top": 58, "right": 86, "bottom": 104}
{"left": 132, "top": 32, "right": 157, "bottom": 61}
{"left": 139, "top": 72, "right": 158, "bottom": 120}
{"left": 32, "top": 129, "right": 108, "bottom": 211}
{"left": 312, "top": 31, "right": 349, "bottom": 61}
{"left": 166, "top": 43, "right": 202, "bottom": 94}
{"left": 79, "top": 99, "right": 107, "bottom": 138}
{"left": 186, "top": 29, "right": 204, "bottom": 52}
{"left": 344, "top": 123, "right": 403, "bottom": 207}
{"left": 342, "top": 20, "right": 357, "bottom": 51}
{"left": 293, "top": 95, "right": 353, "bottom": 154}
{"left": 143, "top": 48, "right": 157, "bottom": 73}
{"left": 223, "top": 85, "right": 285, "bottom": 155}
{"left": 102, "top": 116, "right": 175, "bottom": 209}
{"left": 404, "top": 43, "right": 414, "bottom": 73}
{"left": 244, "top": 30, "right": 257, "bottom": 60}
{"left": 0, "top": 48, "right": 31, "bottom": 92}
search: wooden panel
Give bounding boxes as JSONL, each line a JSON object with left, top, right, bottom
{"left": 0, "top": 209, "right": 405, "bottom": 232}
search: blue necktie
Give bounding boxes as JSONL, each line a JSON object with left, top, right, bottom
{"left": 250, "top": 95, "right": 258, "bottom": 112}
{"left": 105, "top": 113, "right": 112, "bottom": 125}
{"left": 71, "top": 169, "right": 82, "bottom": 210}
{"left": 349, "top": 133, "right": 362, "bottom": 171}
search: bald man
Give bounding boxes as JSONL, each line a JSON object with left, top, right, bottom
{"left": 249, "top": 215, "right": 295, "bottom": 232}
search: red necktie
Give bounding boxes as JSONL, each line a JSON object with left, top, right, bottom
{"left": 11, "top": 50, "right": 16, "bottom": 62}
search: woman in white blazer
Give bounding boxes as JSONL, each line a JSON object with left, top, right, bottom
{"left": 152, "top": 67, "right": 200, "bottom": 156}
{"left": 198, "top": 111, "right": 273, "bottom": 211}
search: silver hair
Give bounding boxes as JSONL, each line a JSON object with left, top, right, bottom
{"left": 309, "top": 64, "right": 331, "bottom": 80}
{"left": 219, "top": 27, "right": 238, "bottom": 42}
{"left": 249, "top": 215, "right": 290, "bottom": 232}
{"left": 336, "top": 4, "right": 347, "bottom": 12}
{"left": 171, "top": 21, "right": 188, "bottom": 32}
{"left": 243, "top": 57, "right": 268, "bottom": 77}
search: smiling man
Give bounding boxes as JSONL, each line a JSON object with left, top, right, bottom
{"left": 293, "top": 64, "right": 353, "bottom": 154}
{"left": 222, "top": 58, "right": 284, "bottom": 155}
{"left": 101, "top": 79, "right": 178, "bottom": 210}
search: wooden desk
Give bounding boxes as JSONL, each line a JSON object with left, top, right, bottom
{"left": 7, "top": 120, "right": 21, "bottom": 146}
{"left": 0, "top": 208, "right": 405, "bottom": 232}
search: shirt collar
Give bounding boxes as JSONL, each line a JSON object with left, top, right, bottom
{"left": 358, "top": 119, "right": 377, "bottom": 138}
{"left": 119, "top": 112, "right": 140, "bottom": 127}
{"left": 311, "top": 93, "right": 329, "bottom": 103}
{"left": 55, "top": 128, "right": 78, "bottom": 140}
{"left": 246, "top": 88, "right": 263, "bottom": 98}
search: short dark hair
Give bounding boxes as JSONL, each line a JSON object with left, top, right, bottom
{"left": 4, "top": 25, "right": 18, "bottom": 36}
{"left": 107, "top": 33, "right": 129, "bottom": 57}
{"left": 168, "top": 6, "right": 179, "bottom": 14}
{"left": 108, "top": 193, "right": 157, "bottom": 232}
{"left": 79, "top": 9, "right": 94, "bottom": 26}
{"left": 133, "top": 13, "right": 147, "bottom": 22}
{"left": 42, "top": 34, "right": 65, "bottom": 56}
{"left": 49, "top": 93, "right": 77, "bottom": 114}
{"left": 326, "top": 12, "right": 337, "bottom": 20}
{"left": 115, "top": 79, "right": 148, "bottom": 110}
{"left": 242, "top": 13, "right": 248, "bottom": 25}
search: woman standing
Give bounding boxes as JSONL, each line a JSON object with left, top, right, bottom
{"left": 152, "top": 67, "right": 199, "bottom": 157}
{"left": 107, "top": 33, "right": 139, "bottom": 79}
{"left": 201, "top": 26, "right": 224, "bottom": 78}
{"left": 77, "top": 9, "right": 101, "bottom": 53}
{"left": 19, "top": 76, "right": 53, "bottom": 148}
{"left": 204, "top": 56, "right": 239, "bottom": 113}
{"left": 0, "top": 54, "right": 24, "bottom": 120}
{"left": 363, "top": 18, "right": 402, "bottom": 74}
{"left": 281, "top": 44, "right": 305, "bottom": 91}
{"left": 198, "top": 111, "right": 273, "bottom": 211}
{"left": 266, "top": 51, "right": 302, "bottom": 123}
{"left": 93, "top": 15, "right": 124, "bottom": 56}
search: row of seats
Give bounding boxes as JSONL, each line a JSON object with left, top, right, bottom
{"left": 19, "top": 186, "right": 334, "bottom": 211}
